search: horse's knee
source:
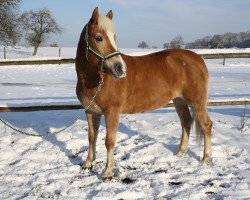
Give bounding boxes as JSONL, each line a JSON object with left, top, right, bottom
{"left": 202, "top": 117, "right": 212, "bottom": 135}
{"left": 88, "top": 131, "right": 95, "bottom": 144}
{"left": 207, "top": 118, "right": 212, "bottom": 131}
{"left": 105, "top": 136, "right": 115, "bottom": 150}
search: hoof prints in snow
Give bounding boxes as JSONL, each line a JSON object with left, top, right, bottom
{"left": 121, "top": 177, "right": 136, "bottom": 184}
{"left": 153, "top": 169, "right": 168, "bottom": 174}
{"left": 168, "top": 181, "right": 183, "bottom": 186}
{"left": 205, "top": 191, "right": 216, "bottom": 195}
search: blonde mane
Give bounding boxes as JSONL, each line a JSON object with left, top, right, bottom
{"left": 98, "top": 15, "right": 116, "bottom": 34}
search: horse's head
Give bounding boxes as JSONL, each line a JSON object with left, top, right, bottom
{"left": 85, "top": 7, "right": 127, "bottom": 79}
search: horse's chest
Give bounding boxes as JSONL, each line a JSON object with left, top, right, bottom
{"left": 81, "top": 93, "right": 103, "bottom": 114}
{"left": 76, "top": 81, "right": 103, "bottom": 113}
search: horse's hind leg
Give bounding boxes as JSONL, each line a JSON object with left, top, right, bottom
{"left": 192, "top": 103, "right": 212, "bottom": 164}
{"left": 173, "top": 97, "right": 193, "bottom": 157}
{"left": 83, "top": 112, "right": 101, "bottom": 169}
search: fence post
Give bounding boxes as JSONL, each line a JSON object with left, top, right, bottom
{"left": 4, "top": 46, "right": 6, "bottom": 59}
{"left": 59, "top": 47, "right": 61, "bottom": 57}
{"left": 223, "top": 57, "right": 226, "bottom": 65}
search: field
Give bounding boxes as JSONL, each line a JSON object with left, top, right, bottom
{"left": 0, "top": 47, "right": 250, "bottom": 199}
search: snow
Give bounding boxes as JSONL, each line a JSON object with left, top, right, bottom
{"left": 0, "top": 47, "right": 250, "bottom": 199}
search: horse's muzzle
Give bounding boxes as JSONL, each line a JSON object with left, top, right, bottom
{"left": 110, "top": 62, "right": 127, "bottom": 79}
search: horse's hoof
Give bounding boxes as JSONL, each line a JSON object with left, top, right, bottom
{"left": 83, "top": 160, "right": 92, "bottom": 169}
{"left": 175, "top": 150, "right": 187, "bottom": 158}
{"left": 201, "top": 157, "right": 211, "bottom": 165}
{"left": 102, "top": 173, "right": 113, "bottom": 180}
{"left": 202, "top": 151, "right": 212, "bottom": 164}
{"left": 102, "top": 170, "right": 113, "bottom": 180}
{"left": 102, "top": 175, "right": 113, "bottom": 180}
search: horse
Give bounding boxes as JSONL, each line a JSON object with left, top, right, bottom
{"left": 75, "top": 7, "right": 212, "bottom": 179}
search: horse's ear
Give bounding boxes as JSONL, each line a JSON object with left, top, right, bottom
{"left": 106, "top": 10, "right": 113, "bottom": 20}
{"left": 91, "top": 7, "right": 99, "bottom": 24}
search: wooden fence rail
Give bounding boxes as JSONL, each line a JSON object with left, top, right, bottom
{"left": 199, "top": 53, "right": 250, "bottom": 59}
{"left": 0, "top": 100, "right": 249, "bottom": 112}
{"left": 0, "top": 52, "right": 250, "bottom": 66}
{"left": 0, "top": 58, "right": 75, "bottom": 66}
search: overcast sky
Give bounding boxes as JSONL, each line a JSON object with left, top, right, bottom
{"left": 20, "top": 0, "right": 250, "bottom": 48}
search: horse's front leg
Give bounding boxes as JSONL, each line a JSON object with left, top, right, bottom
{"left": 102, "top": 109, "right": 120, "bottom": 179}
{"left": 83, "top": 111, "right": 101, "bottom": 169}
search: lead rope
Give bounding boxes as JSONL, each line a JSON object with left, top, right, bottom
{"left": 1, "top": 22, "right": 119, "bottom": 137}
{"left": 0, "top": 62, "right": 105, "bottom": 138}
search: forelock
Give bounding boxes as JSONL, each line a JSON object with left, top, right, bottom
{"left": 98, "top": 15, "right": 116, "bottom": 34}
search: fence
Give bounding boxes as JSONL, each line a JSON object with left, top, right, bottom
{"left": 199, "top": 53, "right": 250, "bottom": 65}
{"left": 2, "top": 46, "right": 63, "bottom": 59}
{"left": 1, "top": 52, "right": 250, "bottom": 66}
{"left": 0, "top": 100, "right": 249, "bottom": 112}
{"left": 0, "top": 52, "right": 249, "bottom": 112}
{"left": 0, "top": 58, "right": 75, "bottom": 66}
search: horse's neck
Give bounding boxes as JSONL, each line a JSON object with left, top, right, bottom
{"left": 76, "top": 24, "right": 88, "bottom": 61}
{"left": 76, "top": 57, "right": 101, "bottom": 89}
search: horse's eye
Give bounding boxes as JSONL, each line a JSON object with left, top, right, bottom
{"left": 94, "top": 36, "right": 103, "bottom": 42}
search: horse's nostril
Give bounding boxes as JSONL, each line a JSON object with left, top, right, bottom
{"left": 115, "top": 63, "right": 123, "bottom": 75}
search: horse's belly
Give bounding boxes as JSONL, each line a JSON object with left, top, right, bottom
{"left": 121, "top": 93, "right": 174, "bottom": 114}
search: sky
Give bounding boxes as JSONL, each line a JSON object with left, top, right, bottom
{"left": 19, "top": 0, "right": 250, "bottom": 48}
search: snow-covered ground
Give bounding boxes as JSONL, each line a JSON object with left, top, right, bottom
{"left": 0, "top": 48, "right": 249, "bottom": 199}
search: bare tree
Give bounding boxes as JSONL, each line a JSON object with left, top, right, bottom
{"left": 138, "top": 41, "right": 149, "bottom": 49}
{"left": 210, "top": 34, "right": 223, "bottom": 48}
{"left": 186, "top": 36, "right": 212, "bottom": 49}
{"left": 186, "top": 31, "right": 250, "bottom": 49}
{"left": 163, "top": 42, "right": 170, "bottom": 49}
{"left": 20, "top": 8, "right": 62, "bottom": 55}
{"left": 169, "top": 35, "right": 184, "bottom": 49}
{"left": 0, "top": 0, "right": 21, "bottom": 46}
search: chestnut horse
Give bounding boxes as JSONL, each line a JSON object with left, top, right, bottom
{"left": 76, "top": 7, "right": 212, "bottom": 179}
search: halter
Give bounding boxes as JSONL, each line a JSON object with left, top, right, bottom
{"left": 85, "top": 23, "right": 121, "bottom": 72}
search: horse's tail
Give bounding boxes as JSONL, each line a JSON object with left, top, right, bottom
{"left": 195, "top": 118, "right": 203, "bottom": 145}
{"left": 191, "top": 111, "right": 203, "bottom": 145}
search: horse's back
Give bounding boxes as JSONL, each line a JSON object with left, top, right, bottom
{"left": 152, "top": 49, "right": 207, "bottom": 75}
{"left": 123, "top": 49, "right": 208, "bottom": 89}
{"left": 124, "top": 49, "right": 207, "bottom": 77}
